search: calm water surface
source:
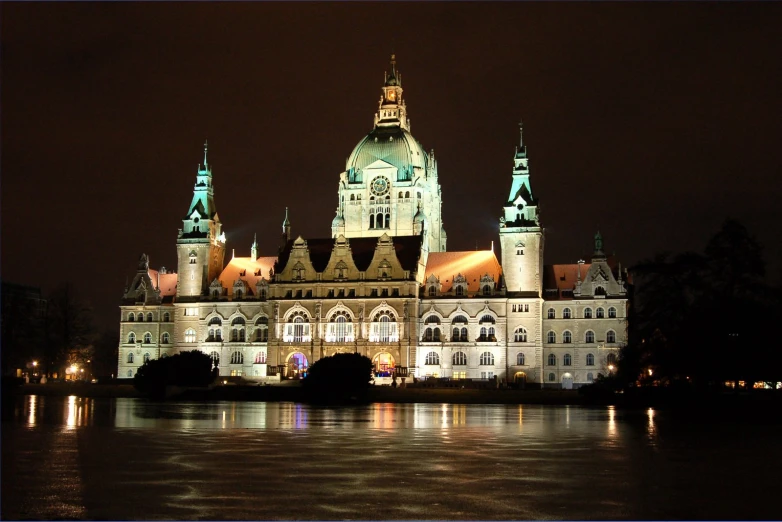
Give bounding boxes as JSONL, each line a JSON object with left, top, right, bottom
{"left": 2, "top": 395, "right": 778, "bottom": 520}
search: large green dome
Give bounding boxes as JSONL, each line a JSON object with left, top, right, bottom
{"left": 346, "top": 126, "right": 428, "bottom": 183}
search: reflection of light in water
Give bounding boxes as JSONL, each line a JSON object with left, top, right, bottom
{"left": 608, "top": 406, "right": 616, "bottom": 438}
{"left": 647, "top": 408, "right": 656, "bottom": 439}
{"left": 295, "top": 404, "right": 307, "bottom": 429}
{"left": 441, "top": 404, "right": 448, "bottom": 428}
{"left": 566, "top": 405, "right": 571, "bottom": 427}
{"left": 518, "top": 405, "right": 523, "bottom": 429}
{"left": 28, "top": 395, "right": 37, "bottom": 426}
{"left": 454, "top": 404, "right": 465, "bottom": 426}
{"left": 66, "top": 395, "right": 77, "bottom": 429}
{"left": 222, "top": 410, "right": 227, "bottom": 429}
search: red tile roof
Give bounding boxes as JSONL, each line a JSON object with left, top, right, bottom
{"left": 424, "top": 250, "right": 502, "bottom": 292}
{"left": 147, "top": 270, "right": 178, "bottom": 297}
{"left": 218, "top": 256, "right": 277, "bottom": 296}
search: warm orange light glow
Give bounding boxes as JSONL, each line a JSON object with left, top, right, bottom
{"left": 32, "top": 361, "right": 38, "bottom": 367}
{"left": 648, "top": 368, "right": 653, "bottom": 376}
{"left": 608, "top": 364, "right": 615, "bottom": 372}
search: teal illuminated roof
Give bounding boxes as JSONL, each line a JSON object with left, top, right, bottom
{"left": 346, "top": 126, "right": 427, "bottom": 181}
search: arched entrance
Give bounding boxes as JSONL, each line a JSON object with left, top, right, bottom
{"left": 287, "top": 352, "right": 309, "bottom": 379}
{"left": 372, "top": 352, "right": 395, "bottom": 385}
{"left": 514, "top": 371, "right": 527, "bottom": 389}
{"left": 561, "top": 372, "right": 574, "bottom": 390}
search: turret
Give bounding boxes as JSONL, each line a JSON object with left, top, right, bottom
{"left": 282, "top": 207, "right": 291, "bottom": 242}
{"left": 176, "top": 141, "right": 226, "bottom": 298}
{"left": 499, "top": 122, "right": 544, "bottom": 294}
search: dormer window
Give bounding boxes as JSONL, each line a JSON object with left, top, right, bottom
{"left": 189, "top": 251, "right": 197, "bottom": 264}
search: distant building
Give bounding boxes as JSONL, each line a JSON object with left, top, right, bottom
{"left": 118, "top": 56, "right": 628, "bottom": 388}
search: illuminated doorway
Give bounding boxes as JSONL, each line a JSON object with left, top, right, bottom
{"left": 561, "top": 372, "right": 574, "bottom": 390}
{"left": 514, "top": 371, "right": 527, "bottom": 389}
{"left": 373, "top": 352, "right": 395, "bottom": 375}
{"left": 287, "top": 352, "right": 309, "bottom": 379}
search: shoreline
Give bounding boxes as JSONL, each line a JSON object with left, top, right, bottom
{"left": 7, "top": 382, "right": 782, "bottom": 414}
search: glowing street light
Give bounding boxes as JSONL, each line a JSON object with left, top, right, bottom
{"left": 648, "top": 368, "right": 653, "bottom": 376}
{"left": 32, "top": 361, "right": 38, "bottom": 367}
{"left": 608, "top": 364, "right": 616, "bottom": 372}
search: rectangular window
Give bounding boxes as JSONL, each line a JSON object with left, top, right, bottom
{"left": 230, "top": 370, "right": 243, "bottom": 377}
{"left": 488, "top": 372, "right": 494, "bottom": 379}
{"left": 184, "top": 308, "right": 198, "bottom": 317}
{"left": 481, "top": 372, "right": 487, "bottom": 379}
{"left": 453, "top": 371, "right": 466, "bottom": 380}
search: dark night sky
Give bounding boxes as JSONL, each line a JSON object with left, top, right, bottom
{"left": 2, "top": 2, "right": 781, "bottom": 333}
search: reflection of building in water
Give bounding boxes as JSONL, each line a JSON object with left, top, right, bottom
{"left": 117, "top": 55, "right": 629, "bottom": 389}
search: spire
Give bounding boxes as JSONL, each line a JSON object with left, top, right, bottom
{"left": 282, "top": 207, "right": 291, "bottom": 241}
{"left": 203, "top": 139, "right": 208, "bottom": 167}
{"left": 251, "top": 233, "right": 258, "bottom": 260}
{"left": 594, "top": 230, "right": 605, "bottom": 257}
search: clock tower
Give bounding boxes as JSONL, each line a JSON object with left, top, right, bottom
{"left": 335, "top": 55, "right": 447, "bottom": 253}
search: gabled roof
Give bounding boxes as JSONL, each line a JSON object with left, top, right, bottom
{"left": 424, "top": 250, "right": 502, "bottom": 292}
{"left": 275, "top": 235, "right": 422, "bottom": 275}
{"left": 218, "top": 256, "right": 277, "bottom": 296}
{"left": 542, "top": 256, "right": 627, "bottom": 300}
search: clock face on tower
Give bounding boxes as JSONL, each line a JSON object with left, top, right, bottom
{"left": 371, "top": 176, "right": 390, "bottom": 196}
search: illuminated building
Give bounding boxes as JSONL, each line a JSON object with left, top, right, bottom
{"left": 118, "top": 56, "right": 627, "bottom": 388}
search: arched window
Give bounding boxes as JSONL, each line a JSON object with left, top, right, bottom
{"left": 563, "top": 308, "right": 571, "bottom": 319}
{"left": 423, "top": 327, "right": 433, "bottom": 342}
{"left": 143, "top": 352, "right": 151, "bottom": 363}
{"left": 163, "top": 312, "right": 170, "bottom": 322}
{"left": 161, "top": 332, "right": 170, "bottom": 344}
{"left": 548, "top": 372, "right": 556, "bottom": 382}
{"left": 480, "top": 327, "right": 487, "bottom": 340}
{"left": 230, "top": 351, "right": 244, "bottom": 364}
{"left": 232, "top": 317, "right": 245, "bottom": 327}
{"left": 433, "top": 329, "right": 441, "bottom": 341}
{"left": 453, "top": 351, "right": 467, "bottom": 365}
{"left": 587, "top": 372, "right": 594, "bottom": 382}
{"left": 210, "top": 351, "right": 220, "bottom": 365}
{"left": 584, "top": 308, "right": 592, "bottom": 319}
{"left": 595, "top": 286, "right": 606, "bottom": 295}
{"left": 369, "top": 214, "right": 375, "bottom": 229}
{"left": 482, "top": 285, "right": 491, "bottom": 296}
{"left": 563, "top": 331, "right": 572, "bottom": 343}
{"left": 405, "top": 191, "right": 410, "bottom": 198}
{"left": 184, "top": 329, "right": 196, "bottom": 343}
{"left": 608, "top": 307, "right": 617, "bottom": 318}
{"left": 455, "top": 286, "right": 464, "bottom": 296}
{"left": 547, "top": 331, "right": 556, "bottom": 344}
{"left": 479, "top": 352, "right": 494, "bottom": 365}
{"left": 425, "top": 352, "right": 440, "bottom": 365}
{"left": 209, "top": 317, "right": 223, "bottom": 326}
{"left": 255, "top": 317, "right": 269, "bottom": 342}
{"left": 547, "top": 353, "right": 556, "bottom": 366}
{"left": 480, "top": 315, "right": 496, "bottom": 324}
{"left": 586, "top": 353, "right": 595, "bottom": 366}
{"left": 596, "top": 307, "right": 605, "bottom": 318}
{"left": 606, "top": 353, "right": 617, "bottom": 365}
{"left": 424, "top": 315, "right": 441, "bottom": 325}
{"left": 350, "top": 194, "right": 355, "bottom": 201}
{"left": 428, "top": 286, "right": 436, "bottom": 296}
{"left": 607, "top": 330, "right": 616, "bottom": 343}
{"left": 563, "top": 353, "right": 572, "bottom": 366}
{"left": 373, "top": 311, "right": 396, "bottom": 342}
{"left": 127, "top": 352, "right": 134, "bottom": 364}
{"left": 293, "top": 316, "right": 306, "bottom": 342}
{"left": 147, "top": 312, "right": 153, "bottom": 322}
{"left": 254, "top": 351, "right": 266, "bottom": 364}
{"left": 585, "top": 331, "right": 595, "bottom": 343}
{"left": 514, "top": 327, "right": 527, "bottom": 342}
{"left": 128, "top": 332, "right": 136, "bottom": 343}
{"left": 547, "top": 308, "right": 555, "bottom": 319}
{"left": 128, "top": 312, "right": 135, "bottom": 322}
{"left": 517, "top": 352, "right": 525, "bottom": 365}
{"left": 452, "top": 327, "right": 460, "bottom": 341}
{"left": 127, "top": 370, "right": 133, "bottom": 378}
{"left": 235, "top": 289, "right": 243, "bottom": 300}
{"left": 138, "top": 313, "right": 144, "bottom": 323}
{"left": 143, "top": 332, "right": 152, "bottom": 344}
{"left": 239, "top": 329, "right": 246, "bottom": 342}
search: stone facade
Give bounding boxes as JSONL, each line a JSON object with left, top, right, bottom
{"left": 118, "top": 56, "right": 628, "bottom": 388}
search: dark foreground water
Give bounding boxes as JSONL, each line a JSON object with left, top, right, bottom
{"left": 1, "top": 395, "right": 779, "bottom": 520}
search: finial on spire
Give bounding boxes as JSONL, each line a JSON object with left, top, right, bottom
{"left": 519, "top": 120, "right": 524, "bottom": 148}
{"left": 594, "top": 230, "right": 604, "bottom": 254}
{"left": 282, "top": 207, "right": 291, "bottom": 240}
{"left": 203, "top": 140, "right": 208, "bottom": 166}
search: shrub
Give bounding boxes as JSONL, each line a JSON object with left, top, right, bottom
{"left": 302, "top": 352, "right": 373, "bottom": 404}
{"left": 134, "top": 350, "right": 216, "bottom": 398}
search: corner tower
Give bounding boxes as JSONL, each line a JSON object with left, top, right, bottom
{"left": 499, "top": 123, "right": 544, "bottom": 294}
{"left": 176, "top": 141, "right": 226, "bottom": 298}
{"left": 335, "top": 55, "right": 447, "bottom": 253}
